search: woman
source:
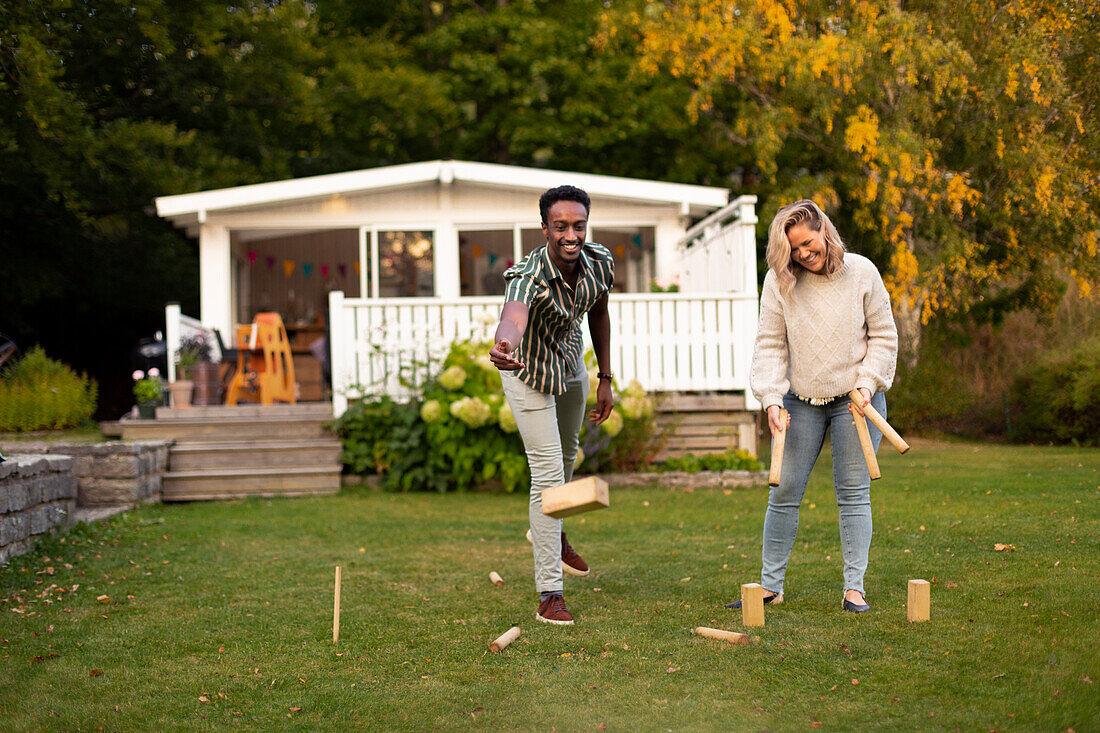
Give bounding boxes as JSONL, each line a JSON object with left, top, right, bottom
{"left": 730, "top": 199, "right": 898, "bottom": 613}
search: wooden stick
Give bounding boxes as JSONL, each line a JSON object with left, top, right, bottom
{"left": 848, "top": 390, "right": 909, "bottom": 454}
{"left": 849, "top": 405, "right": 881, "bottom": 480}
{"left": 333, "top": 566, "right": 341, "bottom": 645}
{"left": 768, "top": 409, "right": 789, "bottom": 487}
{"left": 740, "top": 583, "right": 765, "bottom": 627}
{"left": 489, "top": 571, "right": 504, "bottom": 587}
{"left": 908, "top": 579, "right": 931, "bottom": 622}
{"left": 489, "top": 626, "right": 522, "bottom": 653}
{"left": 693, "top": 627, "right": 754, "bottom": 645}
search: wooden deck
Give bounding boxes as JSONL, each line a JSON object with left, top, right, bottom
{"left": 106, "top": 403, "right": 342, "bottom": 501}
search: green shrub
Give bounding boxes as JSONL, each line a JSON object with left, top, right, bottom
{"left": 0, "top": 346, "right": 98, "bottom": 432}
{"left": 1006, "top": 334, "right": 1100, "bottom": 445}
{"left": 331, "top": 338, "right": 669, "bottom": 492}
{"left": 650, "top": 449, "right": 763, "bottom": 473}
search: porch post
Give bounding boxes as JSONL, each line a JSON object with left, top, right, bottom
{"left": 653, "top": 214, "right": 684, "bottom": 285}
{"left": 328, "top": 290, "right": 348, "bottom": 418}
{"left": 164, "top": 302, "right": 182, "bottom": 383}
{"left": 199, "top": 223, "right": 233, "bottom": 337}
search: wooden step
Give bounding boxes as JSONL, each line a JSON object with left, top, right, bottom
{"left": 162, "top": 466, "right": 342, "bottom": 501}
{"left": 168, "top": 439, "right": 342, "bottom": 471}
{"left": 156, "top": 403, "right": 333, "bottom": 420}
{"left": 118, "top": 416, "right": 334, "bottom": 442}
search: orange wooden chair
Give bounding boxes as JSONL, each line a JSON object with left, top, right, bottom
{"left": 225, "top": 313, "right": 297, "bottom": 405}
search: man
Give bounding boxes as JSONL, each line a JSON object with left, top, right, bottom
{"left": 489, "top": 185, "right": 615, "bottom": 626}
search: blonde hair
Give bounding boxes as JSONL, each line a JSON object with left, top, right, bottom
{"left": 766, "top": 199, "right": 846, "bottom": 298}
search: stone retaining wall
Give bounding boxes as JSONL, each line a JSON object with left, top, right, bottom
{"left": 0, "top": 455, "right": 77, "bottom": 564}
{"left": 0, "top": 441, "right": 169, "bottom": 507}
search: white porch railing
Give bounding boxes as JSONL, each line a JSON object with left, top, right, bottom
{"left": 677, "top": 195, "right": 758, "bottom": 296}
{"left": 328, "top": 291, "right": 761, "bottom": 416}
{"left": 164, "top": 303, "right": 223, "bottom": 383}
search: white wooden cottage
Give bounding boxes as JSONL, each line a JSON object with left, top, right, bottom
{"left": 155, "top": 160, "right": 761, "bottom": 431}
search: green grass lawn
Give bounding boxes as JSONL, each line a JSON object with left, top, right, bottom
{"left": 1, "top": 439, "right": 1098, "bottom": 731}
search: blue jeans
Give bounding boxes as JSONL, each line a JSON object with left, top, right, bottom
{"left": 500, "top": 362, "right": 589, "bottom": 593}
{"left": 760, "top": 392, "right": 886, "bottom": 596}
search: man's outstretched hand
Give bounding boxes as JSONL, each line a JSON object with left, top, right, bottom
{"left": 489, "top": 339, "right": 525, "bottom": 371}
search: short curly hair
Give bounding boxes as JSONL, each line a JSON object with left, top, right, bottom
{"left": 539, "top": 185, "right": 591, "bottom": 224}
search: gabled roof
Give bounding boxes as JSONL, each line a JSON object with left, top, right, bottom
{"left": 155, "top": 160, "right": 729, "bottom": 223}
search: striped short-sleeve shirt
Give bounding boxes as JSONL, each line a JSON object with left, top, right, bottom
{"left": 503, "top": 242, "right": 615, "bottom": 395}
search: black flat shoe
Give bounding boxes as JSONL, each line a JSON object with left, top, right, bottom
{"left": 843, "top": 599, "right": 870, "bottom": 613}
{"left": 725, "top": 592, "right": 782, "bottom": 609}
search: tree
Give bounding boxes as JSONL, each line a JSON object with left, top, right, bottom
{"left": 605, "top": 0, "right": 1100, "bottom": 361}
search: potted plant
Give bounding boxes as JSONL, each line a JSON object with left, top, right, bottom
{"left": 172, "top": 333, "right": 213, "bottom": 408}
{"left": 132, "top": 369, "right": 164, "bottom": 419}
{"left": 178, "top": 332, "right": 220, "bottom": 405}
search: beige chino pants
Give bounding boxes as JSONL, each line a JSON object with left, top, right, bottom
{"left": 500, "top": 362, "right": 589, "bottom": 593}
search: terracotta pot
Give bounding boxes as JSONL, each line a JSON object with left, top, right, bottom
{"left": 169, "top": 379, "right": 194, "bottom": 408}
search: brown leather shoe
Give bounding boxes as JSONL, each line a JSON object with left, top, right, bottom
{"left": 536, "top": 593, "right": 574, "bottom": 625}
{"left": 560, "top": 531, "right": 590, "bottom": 577}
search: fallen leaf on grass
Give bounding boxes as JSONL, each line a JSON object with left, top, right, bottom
{"left": 994, "top": 543, "right": 1017, "bottom": 551}
{"left": 96, "top": 595, "right": 109, "bottom": 603}
{"left": 89, "top": 670, "right": 102, "bottom": 677}
{"left": 667, "top": 666, "right": 680, "bottom": 673}
{"left": 811, "top": 723, "right": 824, "bottom": 728}
{"left": 198, "top": 696, "right": 209, "bottom": 703}
{"left": 851, "top": 679, "right": 859, "bottom": 685}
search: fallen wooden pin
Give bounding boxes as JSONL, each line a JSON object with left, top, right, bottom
{"left": 693, "top": 627, "right": 756, "bottom": 645}
{"left": 489, "top": 571, "right": 505, "bottom": 587}
{"left": 849, "top": 404, "right": 882, "bottom": 480}
{"left": 541, "top": 476, "right": 609, "bottom": 518}
{"left": 908, "top": 579, "right": 930, "bottom": 622}
{"left": 768, "top": 408, "right": 789, "bottom": 487}
{"left": 489, "top": 626, "right": 522, "bottom": 653}
{"left": 740, "top": 583, "right": 765, "bottom": 628}
{"left": 333, "top": 566, "right": 341, "bottom": 645}
{"left": 848, "top": 390, "right": 909, "bottom": 454}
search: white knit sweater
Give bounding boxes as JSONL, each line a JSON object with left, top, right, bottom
{"left": 750, "top": 253, "right": 898, "bottom": 410}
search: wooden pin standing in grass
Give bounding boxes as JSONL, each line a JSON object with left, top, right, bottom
{"left": 333, "top": 566, "right": 341, "bottom": 644}
{"left": 849, "top": 404, "right": 881, "bottom": 480}
{"left": 847, "top": 390, "right": 909, "bottom": 454}
{"left": 489, "top": 626, "right": 522, "bottom": 653}
{"left": 740, "top": 583, "right": 766, "bottom": 627}
{"left": 768, "top": 408, "right": 789, "bottom": 487}
{"left": 693, "top": 627, "right": 755, "bottom": 645}
{"left": 489, "top": 571, "right": 505, "bottom": 587}
{"left": 908, "top": 579, "right": 930, "bottom": 622}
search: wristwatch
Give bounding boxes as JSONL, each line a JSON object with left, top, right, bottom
{"left": 596, "top": 371, "right": 614, "bottom": 381}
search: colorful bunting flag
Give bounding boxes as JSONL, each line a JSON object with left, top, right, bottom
{"left": 488, "top": 253, "right": 499, "bottom": 266}
{"left": 353, "top": 261, "right": 361, "bottom": 277}
{"left": 247, "top": 249, "right": 258, "bottom": 266}
{"left": 266, "top": 256, "right": 276, "bottom": 271}
{"left": 472, "top": 245, "right": 484, "bottom": 258}
{"left": 632, "top": 234, "right": 643, "bottom": 249}
{"left": 321, "top": 264, "right": 330, "bottom": 278}
{"left": 303, "top": 263, "right": 313, "bottom": 279}
{"left": 614, "top": 244, "right": 626, "bottom": 257}
{"left": 283, "top": 259, "right": 296, "bottom": 278}
{"left": 338, "top": 263, "right": 347, "bottom": 278}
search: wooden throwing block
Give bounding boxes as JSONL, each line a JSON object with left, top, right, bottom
{"left": 541, "top": 476, "right": 610, "bottom": 518}
{"left": 908, "top": 579, "right": 930, "bottom": 622}
{"left": 741, "top": 583, "right": 765, "bottom": 627}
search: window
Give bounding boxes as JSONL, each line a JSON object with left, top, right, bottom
{"left": 378, "top": 231, "right": 434, "bottom": 297}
